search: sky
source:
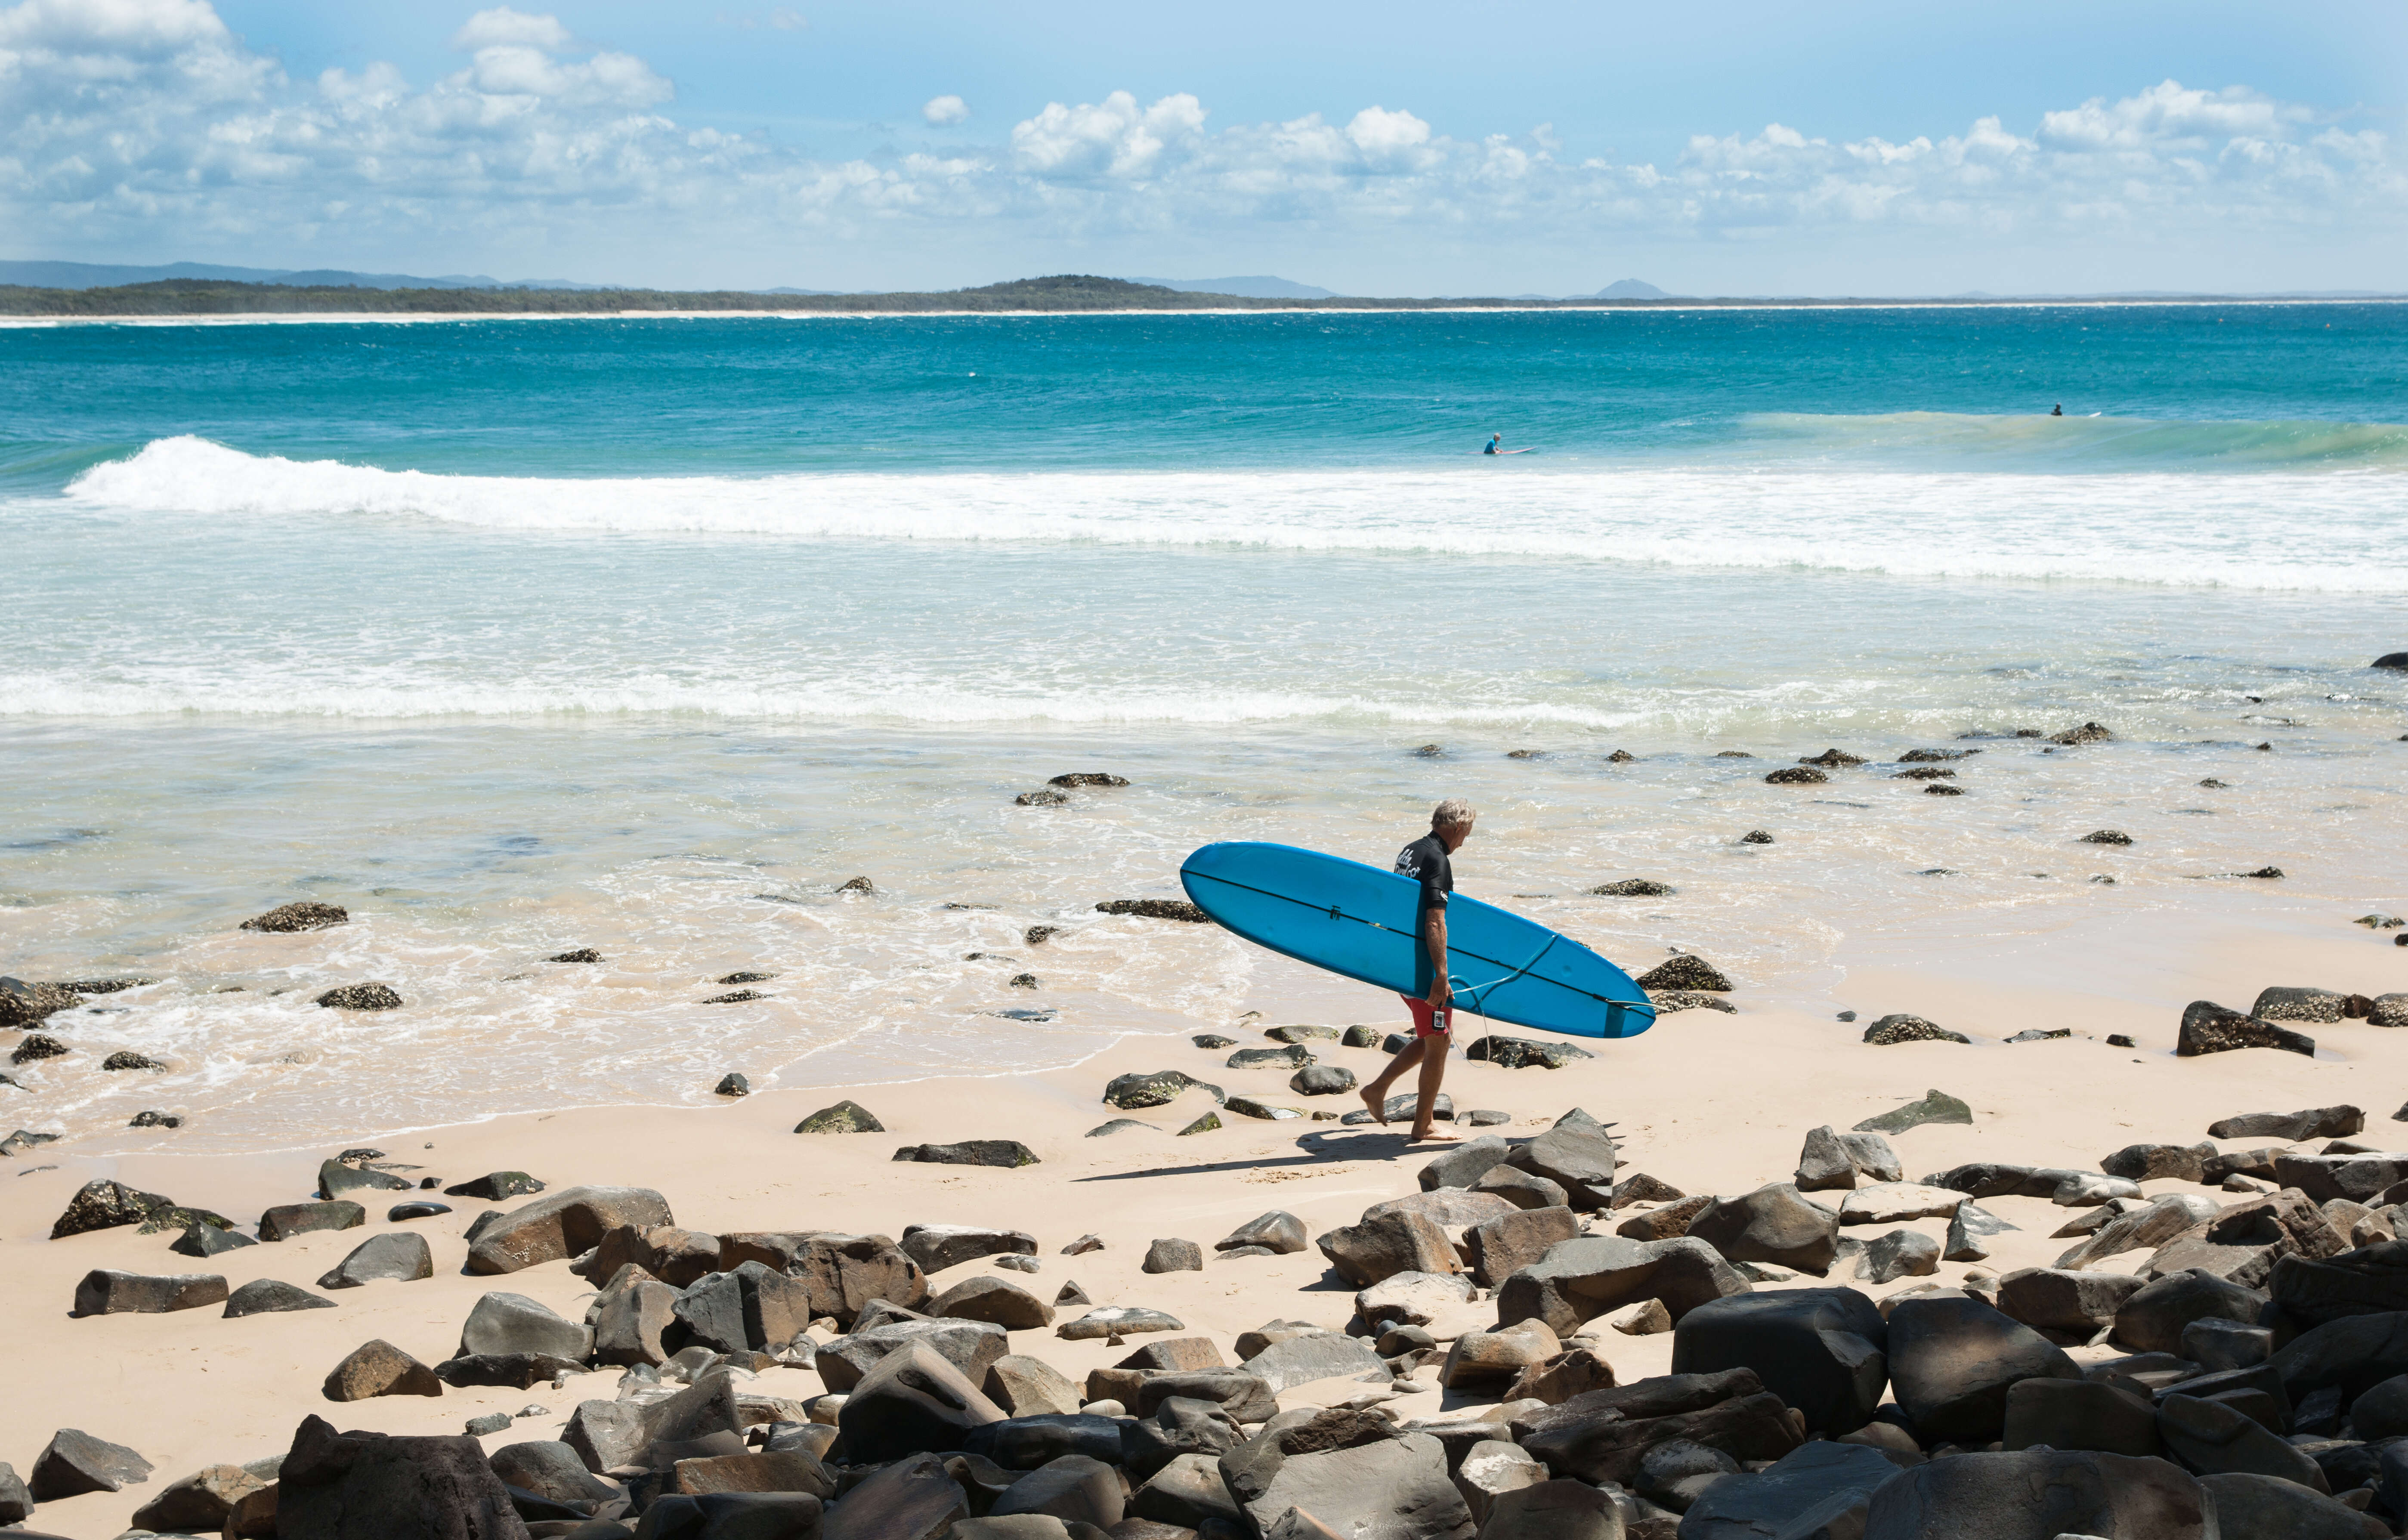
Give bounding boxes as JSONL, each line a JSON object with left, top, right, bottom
{"left": 2, "top": 0, "right": 2405, "bottom": 295}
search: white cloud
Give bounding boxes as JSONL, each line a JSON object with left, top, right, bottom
{"left": 449, "top": 8, "right": 572, "bottom": 52}
{"left": 0, "top": 1, "right": 2397, "bottom": 290}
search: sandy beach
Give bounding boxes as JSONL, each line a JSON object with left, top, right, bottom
{"left": 5, "top": 899, "right": 2402, "bottom": 1536}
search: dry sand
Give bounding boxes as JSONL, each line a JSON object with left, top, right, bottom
{"left": 2, "top": 906, "right": 2402, "bottom": 1537}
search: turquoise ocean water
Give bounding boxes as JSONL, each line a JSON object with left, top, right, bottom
{"left": 2, "top": 305, "right": 2404, "bottom": 1150}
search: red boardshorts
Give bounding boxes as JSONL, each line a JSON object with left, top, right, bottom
{"left": 1400, "top": 994, "right": 1453, "bottom": 1038}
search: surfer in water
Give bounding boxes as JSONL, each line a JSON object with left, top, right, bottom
{"left": 1484, "top": 434, "right": 1503, "bottom": 454}
{"left": 1360, "top": 798, "right": 1475, "bottom": 1141}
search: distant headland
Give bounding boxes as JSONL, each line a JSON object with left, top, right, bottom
{"left": 0, "top": 272, "right": 2395, "bottom": 318}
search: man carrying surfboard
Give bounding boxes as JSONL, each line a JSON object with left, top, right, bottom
{"left": 1359, "top": 798, "right": 1475, "bottom": 1141}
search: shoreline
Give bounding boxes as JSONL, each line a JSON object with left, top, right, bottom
{"left": 7, "top": 295, "right": 2408, "bottom": 327}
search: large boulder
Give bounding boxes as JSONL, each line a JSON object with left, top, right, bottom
{"left": 818, "top": 1451, "right": 965, "bottom": 1540}
{"left": 990, "top": 1453, "right": 1123, "bottom": 1529}
{"left": 464, "top": 1186, "right": 673, "bottom": 1275}
{"left": 2209, "top": 1104, "right": 2364, "bottom": 1141}
{"left": 1453, "top": 1438, "right": 1546, "bottom": 1526}
{"left": 1420, "top": 1137, "right": 1514, "bottom": 1192}
{"left": 2053, "top": 1195, "right": 2219, "bottom": 1272}
{"left": 488, "top": 1441, "right": 624, "bottom": 1514}
{"left": 1511, "top": 1370, "right": 1801, "bottom": 1486}
{"left": 834, "top": 1339, "right": 1007, "bottom": 1463}
{"left": 2176, "top": 999, "right": 2314, "bottom": 1058}
{"left": 1131, "top": 1451, "right": 1245, "bottom": 1531}
{"left": 275, "top": 1416, "right": 525, "bottom": 1540}
{"left": 1674, "top": 1440, "right": 1899, "bottom": 1540}
{"left": 2275, "top": 1153, "right": 2408, "bottom": 1206}
{"left": 1477, "top": 1480, "right": 1620, "bottom": 1540}
{"left": 2155, "top": 1392, "right": 2330, "bottom": 1491}
{"left": 2101, "top": 1141, "right": 2219, "bottom": 1183}
{"left": 593, "top": 1273, "right": 679, "bottom": 1367}
{"left": 930, "top": 1275, "right": 1054, "bottom": 1330}
{"left": 459, "top": 1291, "right": 592, "bottom": 1361}
{"left": 1236, "top": 1429, "right": 1474, "bottom": 1540}
{"left": 130, "top": 1463, "right": 269, "bottom": 1533}
{"left": 28, "top": 1429, "right": 154, "bottom": 1500}
{"left": 1365, "top": 1188, "right": 1520, "bottom": 1229}
{"left": 982, "top": 1356, "right": 1084, "bottom": 1419}
{"left": 785, "top": 1232, "right": 930, "bottom": 1325}
{"left": 1497, "top": 1236, "right": 1750, "bottom": 1336}
{"left": 1685, "top": 1184, "right": 1840, "bottom": 1275}
{"left": 1465, "top": 1206, "right": 1582, "bottom": 1289}
{"left": 1884, "top": 1295, "right": 2081, "bottom": 1444}
{"left": 1837, "top": 1182, "right": 1967, "bottom": 1225}
{"left": 816, "top": 1318, "right": 1008, "bottom": 1393}
{"left": 2270, "top": 1311, "right": 2408, "bottom": 1403}
{"left": 2272, "top": 1237, "right": 2408, "bottom": 1326}
{"left": 1316, "top": 1209, "right": 1465, "bottom": 1287}
{"left": 2198, "top": 1471, "right": 2391, "bottom": 1540}
{"left": 1995, "top": 1268, "right": 2147, "bottom": 1338}
{"left": 1120, "top": 1396, "right": 1244, "bottom": 1479}
{"left": 1502, "top": 1121, "right": 1620, "bottom": 1209}
{"left": 1241, "top": 1336, "right": 1388, "bottom": 1395}
{"left": 1440, "top": 1322, "right": 1561, "bottom": 1391}
{"left": 893, "top": 1140, "right": 1042, "bottom": 1167}
{"left": 324, "top": 1339, "right": 445, "bottom": 1401}
{"left": 2143, "top": 1191, "right": 2347, "bottom": 1288}
{"left": 1357, "top": 1271, "right": 1477, "bottom": 1329}
{"left": 900, "top": 1224, "right": 1038, "bottom": 1274}
{"left": 2000, "top": 1376, "right": 2161, "bottom": 1457}
{"left": 70, "top": 1269, "right": 228, "bottom": 1316}
{"left": 2251, "top": 986, "right": 2349, "bottom": 1024}
{"left": 50, "top": 1178, "right": 175, "bottom": 1240}
{"left": 318, "top": 1233, "right": 435, "bottom": 1290}
{"left": 1670, "top": 1288, "right": 1888, "bottom": 1436}
{"left": 1859, "top": 1449, "right": 2213, "bottom": 1540}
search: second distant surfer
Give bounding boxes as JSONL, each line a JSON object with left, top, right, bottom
{"left": 1360, "top": 798, "right": 1475, "bottom": 1141}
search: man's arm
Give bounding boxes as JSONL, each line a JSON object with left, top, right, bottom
{"left": 1423, "top": 906, "right": 1450, "bottom": 1011}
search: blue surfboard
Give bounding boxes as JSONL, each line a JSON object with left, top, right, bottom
{"left": 1179, "top": 841, "right": 1657, "bottom": 1040}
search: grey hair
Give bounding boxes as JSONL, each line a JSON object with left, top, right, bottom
{"left": 1432, "top": 798, "right": 1476, "bottom": 829}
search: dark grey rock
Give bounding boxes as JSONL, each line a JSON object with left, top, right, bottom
{"left": 2198, "top": 1472, "right": 2389, "bottom": 1540}
{"left": 71, "top": 1268, "right": 227, "bottom": 1316}
{"left": 892, "top": 1140, "right": 1040, "bottom": 1168}
{"left": 1419, "top": 1135, "right": 1514, "bottom": 1192}
{"left": 1944, "top": 1201, "right": 2016, "bottom": 1263}
{"left": 49, "top": 1177, "right": 173, "bottom": 1240}
{"left": 1466, "top": 1036, "right": 1598, "bottom": 1069}
{"left": 1142, "top": 1238, "right": 1203, "bottom": 1274}
{"left": 1478, "top": 1165, "right": 1570, "bottom": 1210}
{"left": 318, "top": 1231, "right": 435, "bottom": 1289}
{"left": 835, "top": 1341, "right": 1007, "bottom": 1463}
{"left": 1996, "top": 1268, "right": 2146, "bottom": 1338}
{"left": 2000, "top": 1376, "right": 2161, "bottom": 1457}
{"left": 315, "top": 982, "right": 404, "bottom": 1011}
{"left": 1502, "top": 1121, "right": 1619, "bottom": 1209}
{"left": 1216, "top": 1212, "right": 1306, "bottom": 1254}
{"left": 389, "top": 1201, "right": 451, "bottom": 1221}
{"left": 172, "top": 1220, "right": 258, "bottom": 1258}
{"left": 1103, "top": 1070, "right": 1224, "bottom": 1109}
{"left": 1084, "top": 1118, "right": 1154, "bottom": 1136}
{"left": 28, "top": 1428, "right": 154, "bottom": 1500}
{"left": 2177, "top": 999, "right": 2314, "bottom": 1058}
{"left": 1290, "top": 1064, "right": 1356, "bottom": 1095}
{"left": 902, "top": 1224, "right": 1039, "bottom": 1274}
{"left": 1670, "top": 1288, "right": 1888, "bottom": 1436}
{"left": 1496, "top": 1235, "right": 1749, "bottom": 1336}
{"left": 1675, "top": 1440, "right": 1897, "bottom": 1540}
{"left": 1860, "top": 1014, "right": 1969, "bottom": 1046}
{"left": 2114, "top": 1271, "right": 2269, "bottom": 1354}
{"left": 816, "top": 1317, "right": 1009, "bottom": 1391}
{"left": 2157, "top": 1392, "right": 2330, "bottom": 1490}
{"left": 1634, "top": 956, "right": 1731, "bottom": 993}
{"left": 224, "top": 1278, "right": 338, "bottom": 1316}
{"left": 1886, "top": 1294, "right": 2081, "bottom": 1443}
{"left": 258, "top": 1200, "right": 367, "bottom": 1241}
{"left": 1686, "top": 1184, "right": 1839, "bottom": 1274}
{"left": 444, "top": 1171, "right": 547, "bottom": 1201}
{"left": 1858, "top": 1448, "right": 2211, "bottom": 1540}
{"left": 794, "top": 1100, "right": 884, "bottom": 1133}
{"left": 2209, "top": 1104, "right": 2365, "bottom": 1141}
{"left": 1853, "top": 1089, "right": 1973, "bottom": 1135}
{"left": 461, "top": 1290, "right": 592, "bottom": 1361}
{"left": 239, "top": 900, "right": 349, "bottom": 932}
{"left": 1858, "top": 1229, "right": 1941, "bottom": 1284}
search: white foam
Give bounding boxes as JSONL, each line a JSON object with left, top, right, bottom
{"left": 58, "top": 436, "right": 2408, "bottom": 594}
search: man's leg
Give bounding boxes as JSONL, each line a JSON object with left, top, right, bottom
{"left": 1410, "top": 1028, "right": 1453, "bottom": 1141}
{"left": 1360, "top": 996, "right": 1428, "bottom": 1122}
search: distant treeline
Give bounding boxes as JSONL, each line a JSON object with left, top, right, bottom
{"left": 0, "top": 273, "right": 2367, "bottom": 317}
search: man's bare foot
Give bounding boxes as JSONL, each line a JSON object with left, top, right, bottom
{"left": 1359, "top": 1086, "right": 1389, "bottom": 1123}
{"left": 1410, "top": 1128, "right": 1459, "bottom": 1143}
